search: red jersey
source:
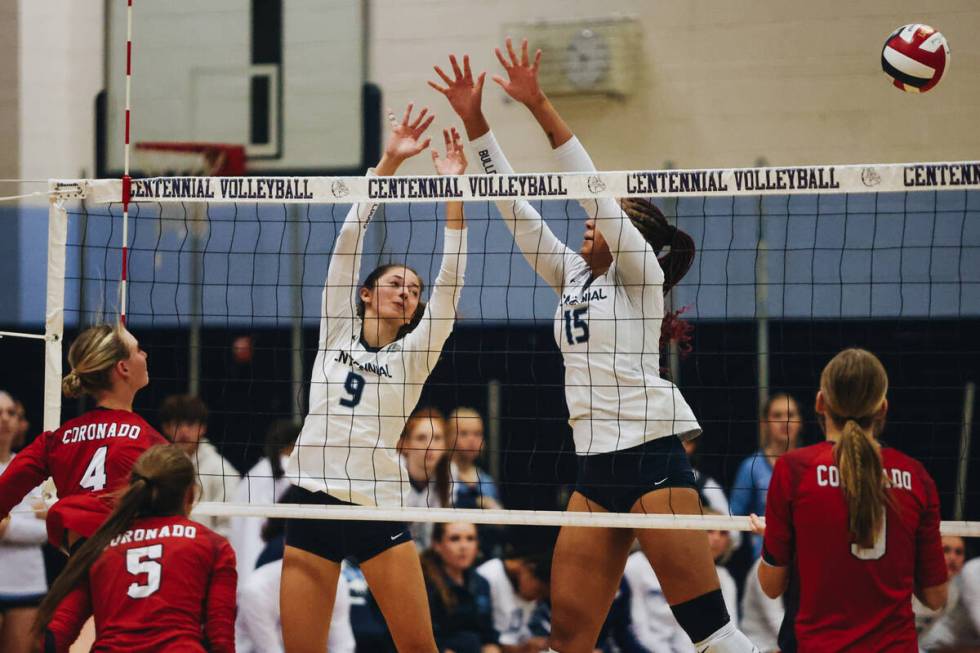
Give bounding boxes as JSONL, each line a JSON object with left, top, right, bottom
{"left": 763, "top": 441, "right": 947, "bottom": 653}
{"left": 0, "top": 407, "right": 167, "bottom": 547}
{"left": 46, "top": 515, "right": 237, "bottom": 653}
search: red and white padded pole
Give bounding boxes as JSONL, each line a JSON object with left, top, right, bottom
{"left": 119, "top": 0, "right": 134, "bottom": 325}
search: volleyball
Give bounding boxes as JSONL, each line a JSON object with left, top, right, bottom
{"left": 881, "top": 24, "right": 950, "bottom": 93}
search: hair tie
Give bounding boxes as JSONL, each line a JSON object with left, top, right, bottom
{"left": 133, "top": 473, "right": 154, "bottom": 487}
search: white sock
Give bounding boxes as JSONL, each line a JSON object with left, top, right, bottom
{"left": 694, "top": 621, "right": 760, "bottom": 653}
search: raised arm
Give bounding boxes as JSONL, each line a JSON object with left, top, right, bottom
{"left": 0, "top": 432, "right": 50, "bottom": 520}
{"left": 402, "top": 127, "right": 469, "bottom": 371}
{"left": 320, "top": 104, "right": 435, "bottom": 347}
{"left": 496, "top": 39, "right": 664, "bottom": 289}
{"left": 430, "top": 53, "right": 580, "bottom": 293}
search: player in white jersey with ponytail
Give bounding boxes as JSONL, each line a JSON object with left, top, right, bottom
{"left": 280, "top": 105, "right": 468, "bottom": 653}
{"left": 430, "top": 40, "right": 757, "bottom": 653}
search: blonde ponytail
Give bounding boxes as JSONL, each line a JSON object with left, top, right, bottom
{"left": 835, "top": 418, "right": 888, "bottom": 548}
{"left": 62, "top": 324, "right": 130, "bottom": 398}
{"left": 820, "top": 348, "right": 891, "bottom": 549}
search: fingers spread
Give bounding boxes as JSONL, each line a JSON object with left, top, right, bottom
{"left": 433, "top": 65, "right": 453, "bottom": 86}
{"left": 476, "top": 71, "right": 486, "bottom": 92}
{"left": 520, "top": 38, "right": 529, "bottom": 66}
{"left": 533, "top": 49, "right": 542, "bottom": 71}
{"left": 463, "top": 54, "right": 473, "bottom": 82}
{"left": 401, "top": 103, "right": 413, "bottom": 125}
{"left": 416, "top": 113, "right": 435, "bottom": 135}
{"left": 490, "top": 74, "right": 507, "bottom": 89}
{"left": 427, "top": 80, "right": 449, "bottom": 95}
{"left": 443, "top": 128, "right": 452, "bottom": 150}
{"left": 505, "top": 37, "right": 519, "bottom": 66}
{"left": 494, "top": 47, "right": 510, "bottom": 70}
{"left": 449, "top": 54, "right": 464, "bottom": 80}
{"left": 410, "top": 107, "right": 428, "bottom": 129}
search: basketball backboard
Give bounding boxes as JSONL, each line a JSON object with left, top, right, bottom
{"left": 101, "top": 0, "right": 369, "bottom": 177}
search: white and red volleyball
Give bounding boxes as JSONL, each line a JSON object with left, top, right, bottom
{"left": 881, "top": 24, "right": 950, "bottom": 93}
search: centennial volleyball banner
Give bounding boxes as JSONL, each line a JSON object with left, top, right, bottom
{"left": 71, "top": 161, "right": 980, "bottom": 204}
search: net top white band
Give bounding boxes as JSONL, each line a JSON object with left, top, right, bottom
{"left": 53, "top": 160, "right": 980, "bottom": 204}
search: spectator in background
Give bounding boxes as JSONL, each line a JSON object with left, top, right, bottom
{"left": 683, "top": 436, "right": 741, "bottom": 549}
{"left": 919, "top": 537, "right": 978, "bottom": 651}
{"left": 235, "top": 509, "right": 354, "bottom": 653}
{"left": 228, "top": 419, "right": 300, "bottom": 582}
{"left": 421, "top": 522, "right": 500, "bottom": 653}
{"left": 476, "top": 548, "right": 550, "bottom": 651}
{"left": 12, "top": 398, "right": 28, "bottom": 451}
{"left": 704, "top": 509, "right": 739, "bottom": 624}
{"left": 0, "top": 390, "right": 47, "bottom": 653}
{"left": 343, "top": 561, "right": 397, "bottom": 653}
{"left": 740, "top": 558, "right": 785, "bottom": 653}
{"left": 447, "top": 407, "right": 501, "bottom": 509}
{"left": 159, "top": 394, "right": 240, "bottom": 537}
{"left": 730, "top": 393, "right": 802, "bottom": 555}
{"left": 398, "top": 407, "right": 452, "bottom": 549}
{"left": 622, "top": 548, "right": 690, "bottom": 652}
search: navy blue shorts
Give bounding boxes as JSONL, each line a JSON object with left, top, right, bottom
{"left": 0, "top": 593, "right": 45, "bottom": 611}
{"left": 284, "top": 486, "right": 412, "bottom": 564}
{"left": 574, "top": 436, "right": 697, "bottom": 513}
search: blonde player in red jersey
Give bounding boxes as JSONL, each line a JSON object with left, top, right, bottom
{"left": 0, "top": 324, "right": 167, "bottom": 552}
{"left": 753, "top": 348, "right": 948, "bottom": 652}
{"left": 33, "top": 444, "right": 236, "bottom": 653}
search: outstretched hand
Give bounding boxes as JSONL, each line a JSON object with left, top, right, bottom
{"left": 749, "top": 513, "right": 766, "bottom": 536}
{"left": 383, "top": 103, "right": 436, "bottom": 164}
{"left": 428, "top": 54, "right": 486, "bottom": 122}
{"left": 492, "top": 37, "right": 544, "bottom": 107}
{"left": 431, "top": 127, "right": 467, "bottom": 176}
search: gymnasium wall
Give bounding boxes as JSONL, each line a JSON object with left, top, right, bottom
{"left": 370, "top": 0, "right": 980, "bottom": 174}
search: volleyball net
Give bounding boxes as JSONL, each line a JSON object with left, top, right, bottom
{"left": 36, "top": 160, "right": 980, "bottom": 534}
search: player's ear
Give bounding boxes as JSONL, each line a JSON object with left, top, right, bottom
{"left": 876, "top": 398, "right": 888, "bottom": 420}
{"left": 814, "top": 390, "right": 826, "bottom": 415}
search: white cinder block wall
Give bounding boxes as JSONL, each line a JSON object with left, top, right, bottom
{"left": 369, "top": 0, "right": 980, "bottom": 174}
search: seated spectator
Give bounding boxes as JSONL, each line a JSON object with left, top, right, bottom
{"left": 0, "top": 391, "right": 47, "bottom": 653}
{"left": 622, "top": 549, "right": 691, "bottom": 652}
{"left": 398, "top": 407, "right": 451, "bottom": 548}
{"left": 421, "top": 522, "right": 500, "bottom": 653}
{"left": 916, "top": 536, "right": 967, "bottom": 638}
{"left": 730, "top": 393, "right": 802, "bottom": 556}
{"left": 704, "top": 510, "right": 739, "bottom": 623}
{"left": 159, "top": 394, "right": 240, "bottom": 537}
{"left": 476, "top": 548, "right": 550, "bottom": 650}
{"left": 235, "top": 514, "right": 353, "bottom": 653}
{"left": 343, "top": 561, "right": 396, "bottom": 653}
{"left": 447, "top": 407, "right": 501, "bottom": 509}
{"left": 740, "top": 557, "right": 784, "bottom": 653}
{"left": 919, "top": 539, "right": 978, "bottom": 651}
{"left": 683, "top": 436, "right": 741, "bottom": 549}
{"left": 12, "top": 397, "right": 28, "bottom": 451}
{"left": 228, "top": 419, "right": 300, "bottom": 582}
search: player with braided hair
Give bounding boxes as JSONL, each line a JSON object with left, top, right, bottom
{"left": 430, "top": 39, "right": 757, "bottom": 653}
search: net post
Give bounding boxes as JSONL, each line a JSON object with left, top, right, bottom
{"left": 44, "top": 189, "right": 68, "bottom": 431}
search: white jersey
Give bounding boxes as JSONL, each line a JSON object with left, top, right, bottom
{"left": 235, "top": 558, "right": 354, "bottom": 653}
{"left": 470, "top": 132, "right": 699, "bottom": 454}
{"left": 623, "top": 551, "right": 691, "bottom": 652}
{"left": 227, "top": 455, "right": 291, "bottom": 583}
{"left": 0, "top": 453, "right": 47, "bottom": 597}
{"left": 740, "top": 558, "right": 784, "bottom": 653}
{"left": 919, "top": 558, "right": 980, "bottom": 651}
{"left": 285, "top": 192, "right": 466, "bottom": 507}
{"left": 476, "top": 558, "right": 538, "bottom": 646}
